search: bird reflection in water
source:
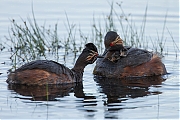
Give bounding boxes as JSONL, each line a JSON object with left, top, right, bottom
{"left": 8, "top": 83, "right": 84, "bottom": 101}
{"left": 94, "top": 76, "right": 165, "bottom": 103}
{"left": 7, "top": 76, "right": 165, "bottom": 102}
{"left": 8, "top": 82, "right": 98, "bottom": 118}
{"left": 7, "top": 76, "right": 166, "bottom": 119}
{"left": 94, "top": 75, "right": 166, "bottom": 119}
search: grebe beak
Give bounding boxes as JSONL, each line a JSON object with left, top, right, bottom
{"left": 97, "top": 55, "right": 104, "bottom": 58}
{"left": 97, "top": 47, "right": 110, "bottom": 58}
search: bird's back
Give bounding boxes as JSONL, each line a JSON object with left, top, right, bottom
{"left": 93, "top": 48, "right": 154, "bottom": 78}
{"left": 16, "top": 60, "right": 72, "bottom": 75}
{"left": 7, "top": 60, "right": 77, "bottom": 85}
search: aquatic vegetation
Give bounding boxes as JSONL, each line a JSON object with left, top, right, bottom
{"left": 0, "top": 40, "right": 5, "bottom": 51}
{"left": 91, "top": 2, "right": 169, "bottom": 53}
{"left": 5, "top": 2, "right": 177, "bottom": 70}
{"left": 7, "top": 12, "right": 83, "bottom": 70}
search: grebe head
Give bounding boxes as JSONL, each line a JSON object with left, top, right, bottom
{"left": 77, "top": 43, "right": 98, "bottom": 65}
{"left": 72, "top": 43, "right": 98, "bottom": 72}
{"left": 104, "top": 31, "right": 124, "bottom": 50}
{"left": 85, "top": 43, "right": 98, "bottom": 64}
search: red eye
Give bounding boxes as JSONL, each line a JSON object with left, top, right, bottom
{"left": 110, "top": 43, "right": 114, "bottom": 46}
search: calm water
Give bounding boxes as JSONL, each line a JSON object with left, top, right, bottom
{"left": 0, "top": 0, "right": 179, "bottom": 119}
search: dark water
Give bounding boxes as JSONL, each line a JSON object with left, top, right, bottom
{"left": 0, "top": 0, "right": 179, "bottom": 119}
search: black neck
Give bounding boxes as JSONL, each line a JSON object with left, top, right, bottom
{"left": 71, "top": 50, "right": 88, "bottom": 72}
{"left": 71, "top": 61, "right": 87, "bottom": 72}
{"left": 71, "top": 60, "right": 86, "bottom": 83}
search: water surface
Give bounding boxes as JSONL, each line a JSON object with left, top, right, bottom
{"left": 0, "top": 0, "right": 179, "bottom": 119}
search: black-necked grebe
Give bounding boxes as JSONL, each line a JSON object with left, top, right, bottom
{"left": 93, "top": 31, "right": 167, "bottom": 78}
{"left": 7, "top": 43, "right": 98, "bottom": 85}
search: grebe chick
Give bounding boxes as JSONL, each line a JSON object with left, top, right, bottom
{"left": 93, "top": 31, "right": 167, "bottom": 78}
{"left": 7, "top": 43, "right": 98, "bottom": 85}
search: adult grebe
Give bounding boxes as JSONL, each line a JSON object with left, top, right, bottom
{"left": 7, "top": 43, "right": 98, "bottom": 85}
{"left": 93, "top": 31, "right": 167, "bottom": 78}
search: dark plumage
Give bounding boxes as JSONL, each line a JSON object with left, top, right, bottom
{"left": 7, "top": 43, "right": 98, "bottom": 85}
{"left": 93, "top": 31, "right": 167, "bottom": 78}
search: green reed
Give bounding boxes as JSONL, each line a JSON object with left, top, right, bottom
{"left": 91, "top": 2, "right": 149, "bottom": 52}
{"left": 92, "top": 2, "right": 178, "bottom": 55}
{"left": 6, "top": 2, "right": 178, "bottom": 70}
{"left": 7, "top": 17, "right": 59, "bottom": 70}
{"left": 7, "top": 13, "right": 85, "bottom": 70}
{"left": 92, "top": 2, "right": 149, "bottom": 49}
